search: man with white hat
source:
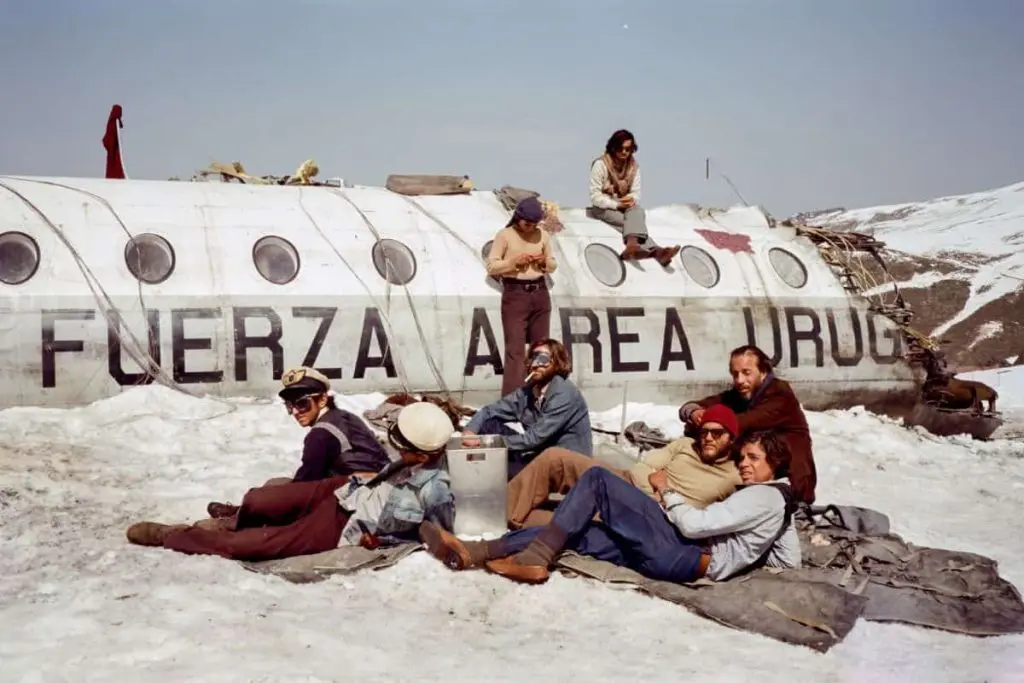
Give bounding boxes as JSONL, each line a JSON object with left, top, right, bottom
{"left": 336, "top": 400, "right": 457, "bottom": 547}
{"left": 125, "top": 401, "right": 458, "bottom": 561}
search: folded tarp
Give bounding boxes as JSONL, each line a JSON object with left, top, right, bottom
{"left": 239, "top": 505, "right": 1024, "bottom": 652}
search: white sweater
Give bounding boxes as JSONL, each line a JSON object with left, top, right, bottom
{"left": 662, "top": 478, "right": 801, "bottom": 581}
{"left": 589, "top": 157, "right": 643, "bottom": 210}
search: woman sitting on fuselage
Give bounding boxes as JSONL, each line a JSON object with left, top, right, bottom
{"left": 462, "top": 339, "right": 592, "bottom": 479}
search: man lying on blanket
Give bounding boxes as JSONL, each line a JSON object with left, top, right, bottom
{"left": 420, "top": 430, "right": 801, "bottom": 584}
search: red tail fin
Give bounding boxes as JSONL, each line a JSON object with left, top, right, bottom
{"left": 103, "top": 104, "right": 126, "bottom": 179}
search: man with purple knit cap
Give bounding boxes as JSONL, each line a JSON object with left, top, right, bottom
{"left": 484, "top": 196, "right": 559, "bottom": 397}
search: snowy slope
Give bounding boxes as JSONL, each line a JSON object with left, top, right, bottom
{"left": 2, "top": 383, "right": 1024, "bottom": 682}
{"left": 797, "top": 182, "right": 1024, "bottom": 369}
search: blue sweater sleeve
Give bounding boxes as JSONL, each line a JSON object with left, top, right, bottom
{"left": 504, "top": 387, "right": 576, "bottom": 452}
{"left": 466, "top": 390, "right": 525, "bottom": 432}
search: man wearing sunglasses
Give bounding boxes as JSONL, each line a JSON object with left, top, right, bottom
{"left": 462, "top": 339, "right": 592, "bottom": 479}
{"left": 275, "top": 367, "right": 392, "bottom": 482}
{"left": 505, "top": 404, "right": 742, "bottom": 530}
{"left": 419, "top": 426, "right": 799, "bottom": 587}
{"left": 124, "top": 401, "right": 456, "bottom": 561}
{"left": 679, "top": 345, "right": 817, "bottom": 506}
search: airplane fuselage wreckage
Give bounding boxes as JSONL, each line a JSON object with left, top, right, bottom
{"left": 0, "top": 169, "right": 1002, "bottom": 439}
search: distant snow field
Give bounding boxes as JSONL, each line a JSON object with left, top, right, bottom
{"left": 809, "top": 181, "right": 1024, "bottom": 365}
{"left": 1, "top": 373, "right": 1024, "bottom": 682}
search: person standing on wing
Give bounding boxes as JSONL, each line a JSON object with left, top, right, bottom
{"left": 485, "top": 196, "right": 557, "bottom": 398}
{"left": 589, "top": 129, "right": 680, "bottom": 267}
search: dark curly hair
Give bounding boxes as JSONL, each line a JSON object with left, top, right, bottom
{"left": 525, "top": 338, "right": 572, "bottom": 378}
{"left": 737, "top": 430, "right": 790, "bottom": 478}
{"left": 604, "top": 129, "right": 637, "bottom": 156}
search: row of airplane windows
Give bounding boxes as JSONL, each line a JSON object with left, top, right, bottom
{"left": 0, "top": 230, "right": 811, "bottom": 290}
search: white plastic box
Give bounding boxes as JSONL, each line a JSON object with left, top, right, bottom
{"left": 445, "top": 434, "right": 509, "bottom": 537}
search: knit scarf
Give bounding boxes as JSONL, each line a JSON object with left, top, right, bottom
{"left": 599, "top": 153, "right": 637, "bottom": 198}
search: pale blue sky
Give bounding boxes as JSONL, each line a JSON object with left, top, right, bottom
{"left": 1, "top": 0, "right": 1022, "bottom": 216}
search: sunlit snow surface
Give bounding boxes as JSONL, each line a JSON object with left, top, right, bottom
{"left": 1, "top": 373, "right": 1023, "bottom": 682}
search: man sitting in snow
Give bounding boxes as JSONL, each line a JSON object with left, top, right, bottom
{"left": 207, "top": 366, "right": 392, "bottom": 513}
{"left": 419, "top": 429, "right": 800, "bottom": 584}
{"left": 679, "top": 344, "right": 817, "bottom": 505}
{"left": 125, "top": 401, "right": 457, "bottom": 561}
{"left": 505, "top": 404, "right": 743, "bottom": 529}
{"left": 462, "top": 339, "right": 593, "bottom": 479}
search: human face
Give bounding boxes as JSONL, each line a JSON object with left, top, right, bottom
{"left": 615, "top": 139, "right": 635, "bottom": 162}
{"left": 737, "top": 440, "right": 775, "bottom": 484}
{"left": 285, "top": 393, "right": 327, "bottom": 427}
{"left": 515, "top": 218, "right": 540, "bottom": 234}
{"left": 527, "top": 344, "right": 555, "bottom": 382}
{"left": 697, "top": 421, "right": 733, "bottom": 463}
{"left": 729, "top": 352, "right": 768, "bottom": 400}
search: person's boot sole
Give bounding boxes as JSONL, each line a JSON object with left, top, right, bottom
{"left": 418, "top": 522, "right": 473, "bottom": 571}
{"left": 484, "top": 557, "right": 551, "bottom": 584}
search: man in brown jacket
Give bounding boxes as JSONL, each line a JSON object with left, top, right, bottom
{"left": 678, "top": 344, "right": 817, "bottom": 505}
{"left": 505, "top": 404, "right": 744, "bottom": 529}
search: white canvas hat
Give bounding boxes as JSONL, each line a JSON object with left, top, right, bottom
{"left": 393, "top": 402, "right": 454, "bottom": 453}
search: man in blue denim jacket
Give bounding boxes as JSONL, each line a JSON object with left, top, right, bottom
{"left": 463, "top": 338, "right": 593, "bottom": 479}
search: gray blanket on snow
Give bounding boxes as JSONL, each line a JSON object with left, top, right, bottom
{"left": 240, "top": 506, "right": 1024, "bottom": 653}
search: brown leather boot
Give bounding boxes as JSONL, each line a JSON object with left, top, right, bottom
{"left": 206, "top": 502, "right": 239, "bottom": 518}
{"left": 418, "top": 522, "right": 490, "bottom": 570}
{"left": 483, "top": 524, "right": 568, "bottom": 584}
{"left": 126, "top": 522, "right": 190, "bottom": 547}
{"left": 653, "top": 245, "right": 680, "bottom": 267}
{"left": 620, "top": 235, "right": 652, "bottom": 261}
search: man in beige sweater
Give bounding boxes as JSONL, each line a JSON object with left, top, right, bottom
{"left": 506, "top": 404, "right": 743, "bottom": 528}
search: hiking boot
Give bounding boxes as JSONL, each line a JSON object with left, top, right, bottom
{"left": 193, "top": 517, "right": 234, "bottom": 532}
{"left": 126, "top": 522, "right": 190, "bottom": 547}
{"left": 206, "top": 502, "right": 239, "bottom": 519}
{"left": 418, "top": 521, "right": 488, "bottom": 570}
{"left": 654, "top": 245, "right": 680, "bottom": 267}
{"left": 482, "top": 524, "right": 567, "bottom": 584}
{"left": 484, "top": 556, "right": 551, "bottom": 584}
{"left": 620, "top": 235, "right": 651, "bottom": 261}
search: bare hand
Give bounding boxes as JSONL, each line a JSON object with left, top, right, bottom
{"left": 691, "top": 408, "right": 705, "bottom": 426}
{"left": 648, "top": 469, "right": 669, "bottom": 493}
{"left": 619, "top": 196, "right": 636, "bottom": 209}
{"left": 514, "top": 253, "right": 535, "bottom": 267}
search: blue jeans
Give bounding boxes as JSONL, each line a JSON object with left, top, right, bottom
{"left": 473, "top": 416, "right": 534, "bottom": 479}
{"left": 500, "top": 468, "right": 706, "bottom": 583}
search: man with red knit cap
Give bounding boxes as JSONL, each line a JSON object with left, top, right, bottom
{"left": 420, "top": 404, "right": 801, "bottom": 585}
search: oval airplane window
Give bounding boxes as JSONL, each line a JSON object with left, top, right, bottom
{"left": 0, "top": 231, "right": 41, "bottom": 285}
{"left": 253, "top": 235, "right": 301, "bottom": 285}
{"left": 480, "top": 239, "right": 500, "bottom": 284}
{"left": 679, "top": 245, "right": 720, "bottom": 288}
{"left": 124, "top": 233, "right": 175, "bottom": 285}
{"left": 371, "top": 238, "right": 417, "bottom": 286}
{"left": 769, "top": 247, "right": 808, "bottom": 289}
{"left": 584, "top": 243, "right": 626, "bottom": 287}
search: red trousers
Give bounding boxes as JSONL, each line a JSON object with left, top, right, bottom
{"left": 163, "top": 477, "right": 351, "bottom": 561}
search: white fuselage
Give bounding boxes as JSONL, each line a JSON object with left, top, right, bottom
{"left": 0, "top": 175, "right": 921, "bottom": 413}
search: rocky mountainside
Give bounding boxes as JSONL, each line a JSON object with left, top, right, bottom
{"left": 789, "top": 182, "right": 1024, "bottom": 371}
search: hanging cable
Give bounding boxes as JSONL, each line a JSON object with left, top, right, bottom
{"left": 0, "top": 177, "right": 237, "bottom": 419}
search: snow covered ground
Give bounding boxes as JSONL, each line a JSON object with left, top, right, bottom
{"left": 2, "top": 375, "right": 1024, "bottom": 683}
